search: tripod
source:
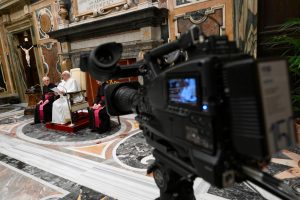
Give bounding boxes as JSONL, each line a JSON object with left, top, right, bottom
{"left": 148, "top": 150, "right": 196, "bottom": 200}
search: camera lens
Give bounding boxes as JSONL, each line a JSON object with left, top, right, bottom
{"left": 113, "top": 86, "right": 138, "bottom": 114}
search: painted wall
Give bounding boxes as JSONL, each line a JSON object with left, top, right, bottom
{"left": 0, "top": 0, "right": 62, "bottom": 101}
{"left": 168, "top": 0, "right": 234, "bottom": 40}
{"left": 31, "top": 0, "right": 62, "bottom": 84}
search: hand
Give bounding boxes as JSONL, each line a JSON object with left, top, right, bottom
{"left": 93, "top": 104, "right": 98, "bottom": 110}
{"left": 38, "top": 100, "right": 43, "bottom": 104}
{"left": 59, "top": 90, "right": 65, "bottom": 95}
{"left": 44, "top": 100, "right": 49, "bottom": 104}
{"left": 93, "top": 104, "right": 100, "bottom": 109}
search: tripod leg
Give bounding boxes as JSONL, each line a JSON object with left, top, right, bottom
{"left": 150, "top": 162, "right": 195, "bottom": 200}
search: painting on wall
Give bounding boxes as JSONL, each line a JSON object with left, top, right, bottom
{"left": 35, "top": 6, "right": 54, "bottom": 40}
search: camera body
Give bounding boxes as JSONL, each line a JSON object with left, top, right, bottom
{"left": 136, "top": 53, "right": 294, "bottom": 188}
{"left": 81, "top": 26, "right": 295, "bottom": 199}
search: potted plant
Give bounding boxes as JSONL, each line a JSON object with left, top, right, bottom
{"left": 269, "top": 19, "right": 300, "bottom": 144}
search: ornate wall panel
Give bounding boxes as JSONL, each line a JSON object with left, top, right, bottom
{"left": 169, "top": 0, "right": 233, "bottom": 40}
{"left": 71, "top": 0, "right": 137, "bottom": 22}
{"left": 176, "top": 6, "right": 224, "bottom": 36}
{"left": 41, "top": 43, "right": 61, "bottom": 84}
{"left": 35, "top": 6, "right": 55, "bottom": 40}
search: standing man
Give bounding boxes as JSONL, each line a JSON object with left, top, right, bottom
{"left": 52, "top": 71, "right": 82, "bottom": 124}
{"left": 33, "top": 76, "right": 56, "bottom": 124}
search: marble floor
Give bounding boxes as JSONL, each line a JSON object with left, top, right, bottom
{"left": 0, "top": 104, "right": 299, "bottom": 199}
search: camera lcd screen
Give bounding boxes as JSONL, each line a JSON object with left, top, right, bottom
{"left": 168, "top": 78, "right": 197, "bottom": 106}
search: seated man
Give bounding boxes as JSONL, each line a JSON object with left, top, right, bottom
{"left": 52, "top": 71, "right": 83, "bottom": 124}
{"left": 33, "top": 76, "right": 56, "bottom": 124}
{"left": 89, "top": 80, "right": 111, "bottom": 133}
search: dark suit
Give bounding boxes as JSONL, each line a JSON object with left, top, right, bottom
{"left": 34, "top": 83, "right": 56, "bottom": 123}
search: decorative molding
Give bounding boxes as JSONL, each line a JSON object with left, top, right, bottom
{"left": 74, "top": 0, "right": 126, "bottom": 15}
{"left": 48, "top": 7, "right": 168, "bottom": 42}
{"left": 5, "top": 14, "right": 32, "bottom": 33}
{"left": 174, "top": 0, "right": 209, "bottom": 8}
{"left": 41, "top": 54, "right": 49, "bottom": 75}
{"left": 56, "top": 59, "right": 61, "bottom": 75}
{"left": 174, "top": 5, "right": 225, "bottom": 37}
{"left": 0, "top": 0, "right": 19, "bottom": 10}
{"left": 58, "top": 0, "right": 69, "bottom": 28}
{"left": 72, "top": 0, "right": 133, "bottom": 20}
{"left": 0, "top": 55, "right": 7, "bottom": 91}
{"left": 41, "top": 42, "right": 53, "bottom": 50}
{"left": 35, "top": 6, "right": 54, "bottom": 39}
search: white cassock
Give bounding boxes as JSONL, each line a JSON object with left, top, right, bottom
{"left": 52, "top": 78, "right": 83, "bottom": 124}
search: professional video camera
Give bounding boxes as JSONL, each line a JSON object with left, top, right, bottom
{"left": 81, "top": 26, "right": 297, "bottom": 200}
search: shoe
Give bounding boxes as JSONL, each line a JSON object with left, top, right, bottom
{"left": 98, "top": 128, "right": 111, "bottom": 134}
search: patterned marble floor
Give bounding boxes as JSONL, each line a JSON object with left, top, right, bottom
{"left": 0, "top": 104, "right": 299, "bottom": 200}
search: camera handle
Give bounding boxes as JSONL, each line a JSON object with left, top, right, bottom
{"left": 145, "top": 25, "right": 201, "bottom": 78}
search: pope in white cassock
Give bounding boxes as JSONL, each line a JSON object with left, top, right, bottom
{"left": 52, "top": 71, "right": 83, "bottom": 124}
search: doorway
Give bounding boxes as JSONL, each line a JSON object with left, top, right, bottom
{"left": 14, "top": 30, "right": 40, "bottom": 88}
{"left": 7, "top": 28, "right": 41, "bottom": 101}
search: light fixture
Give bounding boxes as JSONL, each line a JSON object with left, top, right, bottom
{"left": 24, "top": 31, "right": 28, "bottom": 42}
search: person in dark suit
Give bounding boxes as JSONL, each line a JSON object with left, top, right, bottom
{"left": 89, "top": 80, "right": 111, "bottom": 133}
{"left": 33, "top": 76, "right": 56, "bottom": 124}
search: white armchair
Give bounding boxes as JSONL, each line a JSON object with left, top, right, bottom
{"left": 67, "top": 68, "right": 89, "bottom": 123}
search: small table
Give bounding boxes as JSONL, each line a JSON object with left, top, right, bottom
{"left": 24, "top": 92, "right": 42, "bottom": 115}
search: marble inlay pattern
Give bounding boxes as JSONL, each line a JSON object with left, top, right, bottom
{"left": 208, "top": 182, "right": 267, "bottom": 200}
{"left": 0, "top": 162, "right": 65, "bottom": 200}
{"left": 0, "top": 106, "right": 16, "bottom": 113}
{"left": 0, "top": 115, "right": 31, "bottom": 124}
{"left": 0, "top": 105, "right": 297, "bottom": 199}
{"left": 68, "top": 139, "right": 118, "bottom": 159}
{"left": 0, "top": 152, "right": 78, "bottom": 192}
{"left": 22, "top": 121, "right": 120, "bottom": 143}
{"left": 114, "top": 131, "right": 154, "bottom": 171}
{"left": 0, "top": 104, "right": 26, "bottom": 122}
{"left": 0, "top": 134, "right": 159, "bottom": 200}
{"left": 208, "top": 147, "right": 300, "bottom": 199}
{"left": 0, "top": 152, "right": 113, "bottom": 200}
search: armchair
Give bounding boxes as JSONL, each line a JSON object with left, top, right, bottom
{"left": 66, "top": 69, "right": 89, "bottom": 125}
